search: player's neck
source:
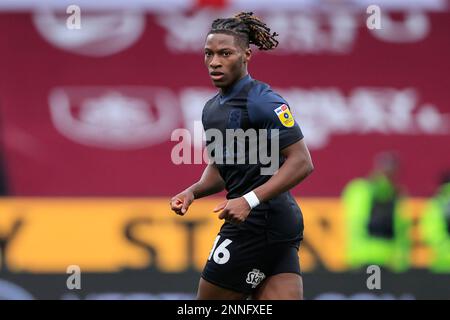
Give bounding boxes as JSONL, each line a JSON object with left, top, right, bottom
{"left": 220, "top": 72, "right": 249, "bottom": 96}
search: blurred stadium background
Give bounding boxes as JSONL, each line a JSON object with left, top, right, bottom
{"left": 0, "top": 0, "right": 449, "bottom": 300}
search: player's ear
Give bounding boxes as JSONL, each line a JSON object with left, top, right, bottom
{"left": 244, "top": 47, "right": 252, "bottom": 64}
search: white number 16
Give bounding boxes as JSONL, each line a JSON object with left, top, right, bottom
{"left": 208, "top": 235, "right": 232, "bottom": 264}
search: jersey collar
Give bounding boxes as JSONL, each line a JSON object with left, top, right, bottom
{"left": 219, "top": 74, "right": 252, "bottom": 103}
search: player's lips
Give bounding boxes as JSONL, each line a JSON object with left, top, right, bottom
{"left": 210, "top": 71, "right": 225, "bottom": 81}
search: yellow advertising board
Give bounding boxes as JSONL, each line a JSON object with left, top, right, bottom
{"left": 0, "top": 198, "right": 429, "bottom": 273}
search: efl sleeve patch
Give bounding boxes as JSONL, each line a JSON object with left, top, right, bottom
{"left": 273, "top": 104, "right": 295, "bottom": 128}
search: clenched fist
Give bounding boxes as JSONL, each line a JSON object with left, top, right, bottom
{"left": 170, "top": 189, "right": 195, "bottom": 216}
{"left": 213, "top": 197, "right": 251, "bottom": 224}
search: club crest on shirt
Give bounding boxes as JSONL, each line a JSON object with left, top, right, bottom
{"left": 274, "top": 104, "right": 295, "bottom": 127}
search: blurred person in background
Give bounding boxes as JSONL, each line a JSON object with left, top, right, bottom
{"left": 420, "top": 171, "right": 450, "bottom": 273}
{"left": 342, "top": 152, "right": 412, "bottom": 272}
{"left": 170, "top": 12, "right": 313, "bottom": 300}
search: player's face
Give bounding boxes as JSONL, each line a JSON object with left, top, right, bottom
{"left": 204, "top": 33, "right": 251, "bottom": 91}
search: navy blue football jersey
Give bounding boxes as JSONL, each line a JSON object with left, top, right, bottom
{"left": 202, "top": 74, "right": 304, "bottom": 243}
{"left": 202, "top": 74, "right": 303, "bottom": 199}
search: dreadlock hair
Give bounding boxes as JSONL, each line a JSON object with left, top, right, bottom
{"left": 208, "top": 12, "right": 279, "bottom": 51}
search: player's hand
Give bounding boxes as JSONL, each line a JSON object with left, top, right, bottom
{"left": 213, "top": 197, "right": 251, "bottom": 224}
{"left": 170, "top": 189, "right": 195, "bottom": 216}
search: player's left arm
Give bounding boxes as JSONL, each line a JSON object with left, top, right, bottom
{"left": 215, "top": 140, "right": 313, "bottom": 223}
{"left": 253, "top": 139, "right": 313, "bottom": 202}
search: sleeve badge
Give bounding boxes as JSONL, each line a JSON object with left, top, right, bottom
{"left": 274, "top": 104, "right": 295, "bottom": 127}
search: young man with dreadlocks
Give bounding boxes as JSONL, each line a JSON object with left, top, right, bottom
{"left": 170, "top": 12, "right": 314, "bottom": 300}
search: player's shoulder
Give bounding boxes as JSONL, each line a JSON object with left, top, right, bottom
{"left": 205, "top": 92, "right": 220, "bottom": 106}
{"left": 248, "top": 79, "right": 288, "bottom": 112}
{"left": 203, "top": 92, "right": 220, "bottom": 111}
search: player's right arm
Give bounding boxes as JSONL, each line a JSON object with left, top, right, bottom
{"left": 170, "top": 163, "right": 225, "bottom": 216}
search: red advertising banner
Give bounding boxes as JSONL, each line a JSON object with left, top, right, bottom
{"left": 0, "top": 9, "right": 449, "bottom": 196}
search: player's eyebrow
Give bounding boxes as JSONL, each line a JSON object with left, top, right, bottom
{"left": 204, "top": 46, "right": 235, "bottom": 52}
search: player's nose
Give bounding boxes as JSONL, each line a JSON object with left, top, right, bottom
{"left": 209, "top": 55, "right": 222, "bottom": 68}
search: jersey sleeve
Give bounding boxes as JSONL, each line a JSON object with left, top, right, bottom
{"left": 247, "top": 86, "right": 303, "bottom": 150}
